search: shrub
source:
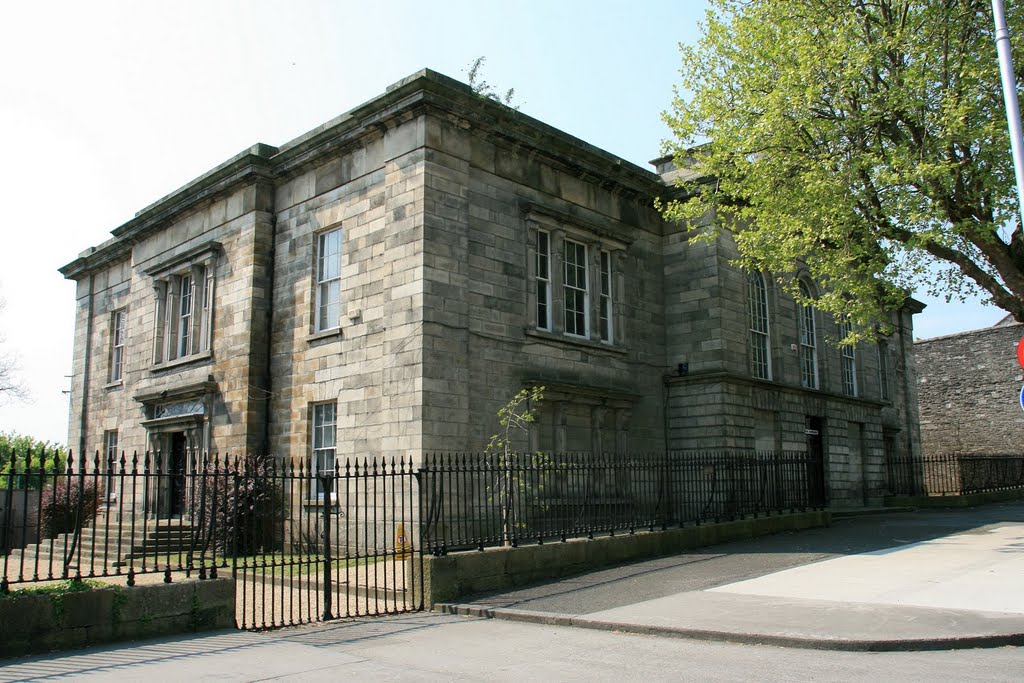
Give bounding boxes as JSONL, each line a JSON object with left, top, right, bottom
{"left": 40, "top": 477, "right": 100, "bottom": 538}
{"left": 190, "top": 454, "right": 284, "bottom": 557}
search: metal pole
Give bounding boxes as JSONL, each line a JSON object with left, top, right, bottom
{"left": 320, "top": 474, "right": 332, "bottom": 621}
{"left": 993, "top": 0, "right": 1024, "bottom": 224}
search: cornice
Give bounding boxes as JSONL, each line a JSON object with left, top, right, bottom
{"left": 60, "top": 69, "right": 664, "bottom": 281}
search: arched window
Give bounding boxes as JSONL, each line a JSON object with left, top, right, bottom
{"left": 748, "top": 271, "right": 771, "bottom": 380}
{"left": 840, "top": 318, "right": 858, "bottom": 396}
{"left": 798, "top": 280, "right": 818, "bottom": 389}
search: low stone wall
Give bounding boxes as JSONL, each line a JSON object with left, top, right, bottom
{"left": 0, "top": 578, "right": 235, "bottom": 658}
{"left": 418, "top": 511, "right": 829, "bottom": 607}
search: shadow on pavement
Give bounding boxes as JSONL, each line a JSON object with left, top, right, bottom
{"left": 458, "top": 502, "right": 1024, "bottom": 615}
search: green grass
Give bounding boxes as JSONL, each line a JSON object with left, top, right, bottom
{"left": 0, "top": 578, "right": 108, "bottom": 599}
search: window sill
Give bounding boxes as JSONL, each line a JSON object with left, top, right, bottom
{"left": 104, "top": 380, "right": 124, "bottom": 390}
{"left": 525, "top": 328, "right": 627, "bottom": 355}
{"left": 306, "top": 327, "right": 343, "bottom": 345}
{"left": 150, "top": 350, "right": 213, "bottom": 374}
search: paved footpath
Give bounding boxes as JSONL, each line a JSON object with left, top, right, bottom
{"left": 3, "top": 503, "right": 1024, "bottom": 681}
{"left": 442, "top": 501, "right": 1024, "bottom": 650}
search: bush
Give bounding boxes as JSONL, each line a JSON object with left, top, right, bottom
{"left": 190, "top": 454, "right": 284, "bottom": 557}
{"left": 40, "top": 478, "right": 100, "bottom": 538}
{"left": 0, "top": 433, "right": 67, "bottom": 490}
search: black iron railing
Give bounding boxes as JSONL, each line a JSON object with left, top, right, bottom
{"left": 0, "top": 449, "right": 422, "bottom": 630}
{"left": 418, "top": 450, "right": 824, "bottom": 554}
{"left": 887, "top": 453, "right": 1024, "bottom": 496}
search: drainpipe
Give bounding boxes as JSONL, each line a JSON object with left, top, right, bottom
{"left": 78, "top": 274, "right": 95, "bottom": 461}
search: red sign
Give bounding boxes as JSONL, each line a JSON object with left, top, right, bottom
{"left": 1017, "top": 337, "right": 1024, "bottom": 370}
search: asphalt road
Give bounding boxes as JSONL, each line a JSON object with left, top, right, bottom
{"left": 1, "top": 612, "right": 1022, "bottom": 682}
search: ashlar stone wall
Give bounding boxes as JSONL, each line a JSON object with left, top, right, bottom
{"left": 66, "top": 178, "right": 276, "bottom": 461}
{"left": 417, "top": 112, "right": 667, "bottom": 455}
{"left": 269, "top": 116, "right": 427, "bottom": 463}
{"left": 659, "top": 222, "right": 922, "bottom": 507}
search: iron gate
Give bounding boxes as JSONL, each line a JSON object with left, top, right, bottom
{"left": 230, "top": 455, "right": 424, "bottom": 630}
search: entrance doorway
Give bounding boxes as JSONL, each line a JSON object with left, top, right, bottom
{"left": 805, "top": 416, "right": 827, "bottom": 506}
{"left": 170, "top": 432, "right": 187, "bottom": 517}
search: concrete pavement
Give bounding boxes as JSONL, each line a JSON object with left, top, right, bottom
{"left": 439, "top": 501, "right": 1024, "bottom": 651}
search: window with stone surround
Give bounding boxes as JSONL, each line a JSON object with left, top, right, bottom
{"left": 145, "top": 242, "right": 219, "bottom": 367}
{"left": 315, "top": 228, "right": 343, "bottom": 332}
{"left": 525, "top": 209, "right": 626, "bottom": 348}
{"left": 109, "top": 308, "right": 127, "bottom": 383}
{"left": 797, "top": 280, "right": 818, "bottom": 389}
{"left": 311, "top": 401, "right": 337, "bottom": 498}
{"left": 748, "top": 271, "right": 772, "bottom": 380}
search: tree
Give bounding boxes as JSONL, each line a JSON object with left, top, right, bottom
{"left": 485, "top": 386, "right": 544, "bottom": 545}
{"left": 0, "top": 295, "right": 27, "bottom": 403}
{"left": 0, "top": 431, "right": 67, "bottom": 489}
{"left": 662, "top": 1, "right": 1024, "bottom": 334}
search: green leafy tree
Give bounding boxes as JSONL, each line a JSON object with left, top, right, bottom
{"left": 485, "top": 385, "right": 545, "bottom": 458}
{"left": 662, "top": 1, "right": 1024, "bottom": 334}
{"left": 486, "top": 386, "right": 544, "bottom": 545}
{"left": 0, "top": 432, "right": 67, "bottom": 489}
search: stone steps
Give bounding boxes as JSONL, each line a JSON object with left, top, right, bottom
{"left": 3, "top": 520, "right": 201, "bottom": 576}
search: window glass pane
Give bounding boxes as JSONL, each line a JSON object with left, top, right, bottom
{"left": 748, "top": 272, "right": 771, "bottom": 380}
{"left": 536, "top": 231, "right": 551, "bottom": 330}
{"left": 316, "top": 229, "right": 343, "bottom": 331}
{"left": 841, "top": 320, "right": 857, "bottom": 396}
{"left": 798, "top": 281, "right": 817, "bottom": 389}
{"left": 563, "top": 240, "right": 589, "bottom": 337}
{"left": 312, "top": 402, "right": 337, "bottom": 497}
{"left": 599, "top": 250, "right": 612, "bottom": 343}
{"left": 111, "top": 310, "right": 126, "bottom": 382}
{"left": 178, "top": 275, "right": 192, "bottom": 356}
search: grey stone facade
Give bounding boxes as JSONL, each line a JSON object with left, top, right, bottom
{"left": 60, "top": 69, "right": 922, "bottom": 509}
{"left": 916, "top": 318, "right": 1024, "bottom": 455}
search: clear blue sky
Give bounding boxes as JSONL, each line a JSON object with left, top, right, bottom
{"left": 0, "top": 0, "right": 1003, "bottom": 444}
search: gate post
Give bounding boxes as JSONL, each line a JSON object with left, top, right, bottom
{"left": 320, "top": 473, "right": 332, "bottom": 621}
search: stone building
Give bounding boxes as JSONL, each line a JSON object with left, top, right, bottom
{"left": 916, "top": 317, "right": 1024, "bottom": 456}
{"left": 60, "top": 69, "right": 923, "bottom": 510}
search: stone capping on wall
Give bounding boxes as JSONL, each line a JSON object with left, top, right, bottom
{"left": 415, "top": 511, "right": 829, "bottom": 608}
{"left": 0, "top": 578, "right": 235, "bottom": 658}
